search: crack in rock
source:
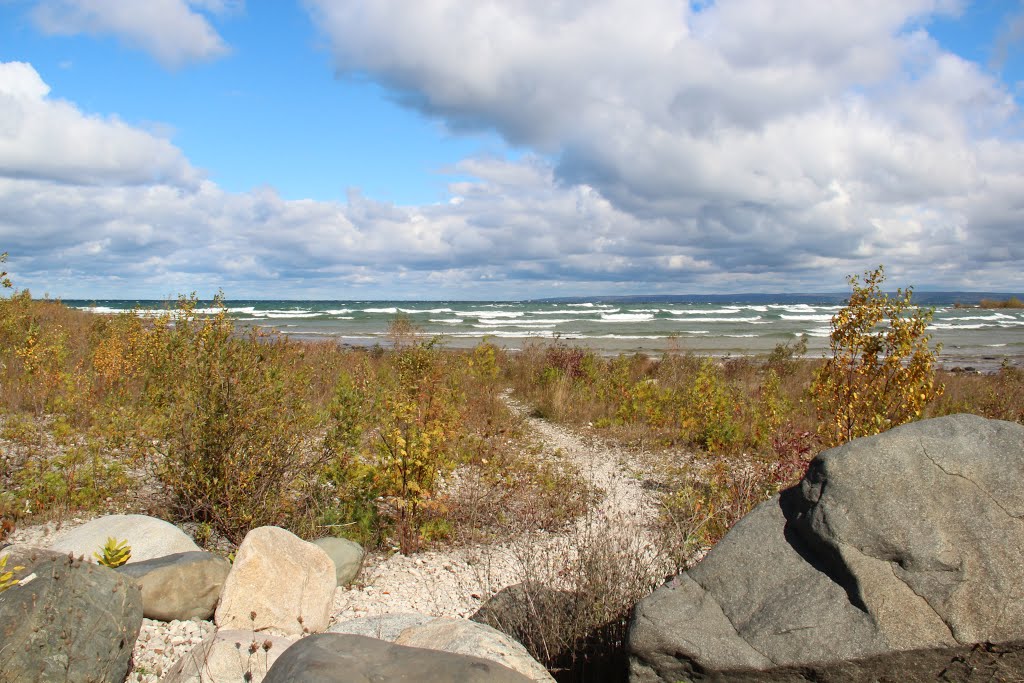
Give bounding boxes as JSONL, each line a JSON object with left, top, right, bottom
{"left": 918, "top": 441, "right": 1023, "bottom": 522}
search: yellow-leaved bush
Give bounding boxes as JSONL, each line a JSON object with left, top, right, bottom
{"left": 810, "top": 265, "right": 943, "bottom": 447}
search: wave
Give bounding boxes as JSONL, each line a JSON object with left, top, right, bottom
{"left": 532, "top": 309, "right": 611, "bottom": 316}
{"left": 601, "top": 313, "right": 655, "bottom": 322}
{"left": 454, "top": 310, "right": 525, "bottom": 318}
{"left": 669, "top": 316, "right": 763, "bottom": 323}
{"left": 770, "top": 304, "right": 818, "bottom": 313}
{"left": 452, "top": 330, "right": 558, "bottom": 338}
{"left": 398, "top": 307, "right": 454, "bottom": 314}
{"left": 594, "top": 334, "right": 664, "bottom": 340}
{"left": 430, "top": 318, "right": 464, "bottom": 324}
{"left": 930, "top": 323, "right": 993, "bottom": 330}
{"left": 780, "top": 314, "right": 833, "bottom": 322}
{"left": 472, "top": 322, "right": 558, "bottom": 329}
{"left": 76, "top": 305, "right": 120, "bottom": 314}
{"left": 363, "top": 307, "right": 398, "bottom": 314}
{"left": 944, "top": 313, "right": 1016, "bottom": 322}
{"left": 663, "top": 308, "right": 739, "bottom": 315}
{"left": 255, "top": 311, "right": 324, "bottom": 318}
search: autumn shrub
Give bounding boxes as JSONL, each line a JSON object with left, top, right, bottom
{"left": 154, "top": 300, "right": 324, "bottom": 543}
{"left": 317, "top": 328, "right": 470, "bottom": 552}
{"left": 810, "top": 266, "right": 943, "bottom": 447}
{"left": 931, "top": 363, "right": 1024, "bottom": 424}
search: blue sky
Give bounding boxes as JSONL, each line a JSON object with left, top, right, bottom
{"left": 1, "top": 1, "right": 1023, "bottom": 299}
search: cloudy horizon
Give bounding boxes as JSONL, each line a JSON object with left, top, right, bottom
{"left": 1, "top": 1, "right": 1022, "bottom": 299}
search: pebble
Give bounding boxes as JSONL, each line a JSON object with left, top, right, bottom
{"left": 128, "top": 618, "right": 215, "bottom": 683}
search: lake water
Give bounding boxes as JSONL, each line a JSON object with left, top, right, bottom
{"left": 65, "top": 295, "right": 1024, "bottom": 369}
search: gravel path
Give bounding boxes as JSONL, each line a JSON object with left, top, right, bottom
{"left": 333, "top": 392, "right": 661, "bottom": 619}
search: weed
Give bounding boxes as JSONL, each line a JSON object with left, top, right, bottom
{"left": 0, "top": 554, "right": 24, "bottom": 593}
{"left": 94, "top": 537, "right": 131, "bottom": 567}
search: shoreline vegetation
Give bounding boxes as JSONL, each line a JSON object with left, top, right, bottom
{"left": 2, "top": 255, "right": 1024, "bottom": 678}
{"left": 978, "top": 295, "right": 1024, "bottom": 309}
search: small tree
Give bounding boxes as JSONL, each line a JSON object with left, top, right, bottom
{"left": 811, "top": 265, "right": 943, "bottom": 447}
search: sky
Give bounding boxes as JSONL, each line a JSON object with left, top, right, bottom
{"left": 0, "top": 1, "right": 1023, "bottom": 300}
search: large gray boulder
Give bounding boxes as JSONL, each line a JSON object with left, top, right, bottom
{"left": 629, "top": 414, "right": 1024, "bottom": 682}
{"left": 0, "top": 547, "right": 143, "bottom": 683}
{"left": 48, "top": 514, "right": 200, "bottom": 563}
{"left": 263, "top": 633, "right": 534, "bottom": 683}
{"left": 117, "top": 551, "right": 230, "bottom": 621}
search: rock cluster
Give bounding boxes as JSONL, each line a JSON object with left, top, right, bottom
{"left": 629, "top": 414, "right": 1024, "bottom": 682}
{"left": 0, "top": 520, "right": 547, "bottom": 683}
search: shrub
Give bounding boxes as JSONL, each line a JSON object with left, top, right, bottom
{"left": 810, "top": 266, "right": 943, "bottom": 447}
{"left": 373, "top": 340, "right": 462, "bottom": 553}
{"left": 685, "top": 359, "right": 740, "bottom": 453}
{"left": 155, "top": 299, "right": 323, "bottom": 543}
{"left": 978, "top": 296, "right": 1024, "bottom": 309}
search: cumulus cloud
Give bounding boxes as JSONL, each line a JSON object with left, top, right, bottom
{"left": 0, "top": 62, "right": 197, "bottom": 186}
{"left": 302, "top": 0, "right": 1024, "bottom": 291}
{"left": 31, "top": 0, "right": 232, "bottom": 68}
{"left": 5, "top": 0, "right": 1024, "bottom": 301}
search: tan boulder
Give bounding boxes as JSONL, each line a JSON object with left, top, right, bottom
{"left": 397, "top": 617, "right": 554, "bottom": 682}
{"left": 215, "top": 526, "right": 336, "bottom": 636}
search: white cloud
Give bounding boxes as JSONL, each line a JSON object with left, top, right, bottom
{"left": 31, "top": 0, "right": 232, "bottom": 68}
{"left": 299, "top": 0, "right": 1024, "bottom": 291}
{"left": 0, "top": 62, "right": 197, "bottom": 186}
{"left": 6, "top": 0, "right": 1024, "bottom": 303}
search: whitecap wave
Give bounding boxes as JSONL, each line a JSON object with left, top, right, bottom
{"left": 601, "top": 313, "right": 655, "bottom": 322}
{"left": 780, "top": 314, "right": 833, "bottom": 322}
{"left": 454, "top": 310, "right": 525, "bottom": 318}
{"left": 664, "top": 308, "right": 739, "bottom": 315}
{"left": 670, "top": 316, "right": 762, "bottom": 323}
{"left": 399, "top": 307, "right": 454, "bottom": 314}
